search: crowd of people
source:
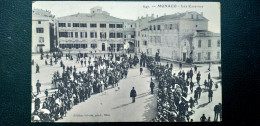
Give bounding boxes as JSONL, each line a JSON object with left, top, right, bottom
{"left": 31, "top": 50, "right": 221, "bottom": 122}
{"left": 32, "top": 51, "right": 140, "bottom": 122}
{"left": 136, "top": 52, "right": 222, "bottom": 122}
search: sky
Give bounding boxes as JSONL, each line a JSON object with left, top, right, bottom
{"left": 33, "top": 1, "right": 220, "bottom": 33}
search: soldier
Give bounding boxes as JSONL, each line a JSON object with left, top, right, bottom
{"left": 130, "top": 87, "right": 137, "bottom": 103}
{"left": 36, "top": 80, "right": 41, "bottom": 95}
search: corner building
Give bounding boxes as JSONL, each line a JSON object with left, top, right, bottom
{"left": 32, "top": 9, "right": 55, "bottom": 53}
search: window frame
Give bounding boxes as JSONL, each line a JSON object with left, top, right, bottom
{"left": 36, "top": 28, "right": 44, "bottom": 33}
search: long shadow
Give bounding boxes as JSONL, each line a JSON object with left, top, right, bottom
{"left": 196, "top": 102, "right": 210, "bottom": 109}
{"left": 212, "top": 77, "right": 221, "bottom": 80}
{"left": 136, "top": 92, "right": 151, "bottom": 99}
{"left": 112, "top": 102, "right": 133, "bottom": 109}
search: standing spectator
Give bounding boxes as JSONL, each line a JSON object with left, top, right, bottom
{"left": 214, "top": 103, "right": 222, "bottom": 121}
{"left": 36, "top": 80, "right": 41, "bottom": 95}
{"left": 194, "top": 89, "right": 199, "bottom": 105}
{"left": 208, "top": 62, "right": 212, "bottom": 71}
{"left": 190, "top": 68, "right": 193, "bottom": 81}
{"left": 204, "top": 80, "right": 208, "bottom": 89}
{"left": 194, "top": 65, "right": 197, "bottom": 73}
{"left": 208, "top": 117, "right": 211, "bottom": 122}
{"left": 189, "top": 97, "right": 195, "bottom": 109}
{"left": 150, "top": 80, "right": 155, "bottom": 94}
{"left": 45, "top": 89, "right": 48, "bottom": 98}
{"left": 36, "top": 64, "right": 40, "bottom": 73}
{"left": 196, "top": 85, "right": 202, "bottom": 99}
{"left": 179, "top": 62, "right": 182, "bottom": 70}
{"left": 200, "top": 114, "right": 207, "bottom": 122}
{"left": 208, "top": 89, "right": 213, "bottom": 103}
{"left": 130, "top": 87, "right": 137, "bottom": 103}
{"left": 140, "top": 67, "right": 143, "bottom": 75}
{"left": 190, "top": 81, "right": 194, "bottom": 93}
{"left": 196, "top": 71, "right": 201, "bottom": 85}
{"left": 208, "top": 73, "right": 211, "bottom": 82}
{"left": 34, "top": 97, "right": 41, "bottom": 110}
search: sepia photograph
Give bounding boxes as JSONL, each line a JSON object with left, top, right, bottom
{"left": 31, "top": 1, "right": 221, "bottom": 122}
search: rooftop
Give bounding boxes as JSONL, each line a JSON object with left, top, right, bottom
{"left": 149, "top": 11, "right": 208, "bottom": 23}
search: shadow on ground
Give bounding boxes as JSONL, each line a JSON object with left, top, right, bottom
{"left": 196, "top": 102, "right": 210, "bottom": 109}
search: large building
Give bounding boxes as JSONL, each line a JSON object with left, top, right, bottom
{"left": 56, "top": 7, "right": 135, "bottom": 53}
{"left": 138, "top": 11, "right": 220, "bottom": 63}
{"left": 32, "top": 9, "right": 55, "bottom": 53}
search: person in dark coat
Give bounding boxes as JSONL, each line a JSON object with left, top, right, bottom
{"left": 196, "top": 71, "right": 201, "bottom": 85}
{"left": 36, "top": 80, "right": 41, "bottom": 95}
{"left": 204, "top": 80, "right": 208, "bottom": 89}
{"left": 45, "top": 89, "right": 48, "bottom": 98}
{"left": 190, "top": 81, "right": 194, "bottom": 93}
{"left": 194, "top": 65, "right": 197, "bottom": 74}
{"left": 200, "top": 114, "right": 207, "bottom": 122}
{"left": 214, "top": 103, "right": 222, "bottom": 121}
{"left": 208, "top": 73, "right": 211, "bottom": 82}
{"left": 196, "top": 85, "right": 202, "bottom": 99}
{"left": 130, "top": 87, "right": 137, "bottom": 103}
{"left": 179, "top": 62, "right": 182, "bottom": 70}
{"left": 208, "top": 89, "right": 213, "bottom": 103}
{"left": 140, "top": 67, "right": 143, "bottom": 75}
{"left": 150, "top": 80, "right": 155, "bottom": 94}
{"left": 34, "top": 97, "right": 41, "bottom": 110}
{"left": 194, "top": 90, "right": 199, "bottom": 105}
{"left": 36, "top": 64, "right": 40, "bottom": 73}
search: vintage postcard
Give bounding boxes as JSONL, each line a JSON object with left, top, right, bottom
{"left": 31, "top": 1, "right": 221, "bottom": 122}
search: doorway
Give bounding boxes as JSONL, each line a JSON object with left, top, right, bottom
{"left": 183, "top": 53, "right": 186, "bottom": 61}
{"left": 102, "top": 43, "right": 105, "bottom": 51}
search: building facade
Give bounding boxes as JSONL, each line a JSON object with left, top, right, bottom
{"left": 32, "top": 9, "right": 55, "bottom": 53}
{"left": 138, "top": 11, "right": 220, "bottom": 63}
{"left": 56, "top": 7, "right": 135, "bottom": 53}
{"left": 192, "top": 30, "right": 221, "bottom": 63}
{"left": 139, "top": 12, "right": 209, "bottom": 61}
{"left": 135, "top": 14, "right": 155, "bottom": 53}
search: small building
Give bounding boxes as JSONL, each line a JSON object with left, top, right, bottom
{"left": 32, "top": 9, "right": 55, "bottom": 53}
{"left": 192, "top": 30, "right": 221, "bottom": 63}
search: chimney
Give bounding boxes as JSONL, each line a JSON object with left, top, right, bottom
{"left": 138, "top": 16, "right": 140, "bottom": 20}
{"left": 201, "top": 12, "right": 203, "bottom": 16}
{"left": 152, "top": 14, "right": 154, "bottom": 18}
{"left": 156, "top": 15, "right": 158, "bottom": 18}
